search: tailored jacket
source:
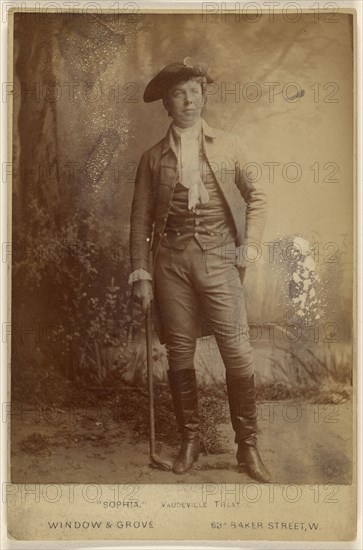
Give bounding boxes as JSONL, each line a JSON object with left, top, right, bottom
{"left": 129, "top": 119, "right": 267, "bottom": 342}
{"left": 130, "top": 119, "right": 267, "bottom": 272}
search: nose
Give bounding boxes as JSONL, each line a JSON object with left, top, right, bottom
{"left": 184, "top": 92, "right": 193, "bottom": 105}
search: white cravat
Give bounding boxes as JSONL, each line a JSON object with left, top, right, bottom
{"left": 171, "top": 120, "right": 209, "bottom": 211}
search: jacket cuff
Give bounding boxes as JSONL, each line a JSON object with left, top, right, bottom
{"left": 128, "top": 269, "right": 153, "bottom": 285}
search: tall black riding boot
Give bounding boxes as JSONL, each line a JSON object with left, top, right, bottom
{"left": 226, "top": 369, "right": 271, "bottom": 483}
{"left": 168, "top": 368, "right": 200, "bottom": 475}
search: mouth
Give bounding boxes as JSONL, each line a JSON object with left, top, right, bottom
{"left": 183, "top": 109, "right": 197, "bottom": 113}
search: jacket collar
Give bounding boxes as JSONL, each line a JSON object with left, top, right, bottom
{"left": 161, "top": 118, "right": 217, "bottom": 156}
{"left": 202, "top": 119, "right": 218, "bottom": 139}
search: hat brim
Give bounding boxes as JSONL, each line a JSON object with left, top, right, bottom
{"left": 143, "top": 65, "right": 213, "bottom": 103}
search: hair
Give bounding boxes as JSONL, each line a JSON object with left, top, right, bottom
{"left": 162, "top": 75, "right": 207, "bottom": 115}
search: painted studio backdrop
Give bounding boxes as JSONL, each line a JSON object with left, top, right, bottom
{"left": 11, "top": 12, "right": 354, "bottom": 484}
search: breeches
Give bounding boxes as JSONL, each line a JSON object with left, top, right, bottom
{"left": 154, "top": 239, "right": 253, "bottom": 375}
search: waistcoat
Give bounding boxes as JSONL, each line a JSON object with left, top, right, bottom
{"left": 161, "top": 147, "right": 236, "bottom": 250}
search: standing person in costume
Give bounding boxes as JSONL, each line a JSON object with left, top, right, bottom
{"left": 129, "top": 59, "right": 270, "bottom": 482}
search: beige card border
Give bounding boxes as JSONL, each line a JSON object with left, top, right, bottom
{"left": 1, "top": 0, "right": 361, "bottom": 546}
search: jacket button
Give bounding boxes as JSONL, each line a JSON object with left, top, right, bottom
{"left": 195, "top": 220, "right": 200, "bottom": 226}
{"left": 177, "top": 232, "right": 181, "bottom": 236}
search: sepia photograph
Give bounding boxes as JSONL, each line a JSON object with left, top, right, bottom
{"left": 4, "top": 3, "right": 357, "bottom": 543}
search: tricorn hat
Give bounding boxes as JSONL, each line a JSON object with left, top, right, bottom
{"left": 143, "top": 57, "right": 213, "bottom": 103}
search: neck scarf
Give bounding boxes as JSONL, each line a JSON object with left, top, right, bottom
{"left": 171, "top": 120, "right": 210, "bottom": 211}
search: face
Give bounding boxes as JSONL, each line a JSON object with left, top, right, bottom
{"left": 164, "top": 78, "right": 204, "bottom": 128}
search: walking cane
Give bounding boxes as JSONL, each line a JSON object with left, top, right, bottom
{"left": 145, "top": 303, "right": 172, "bottom": 470}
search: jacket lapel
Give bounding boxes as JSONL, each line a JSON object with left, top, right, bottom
{"left": 202, "top": 120, "right": 227, "bottom": 190}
